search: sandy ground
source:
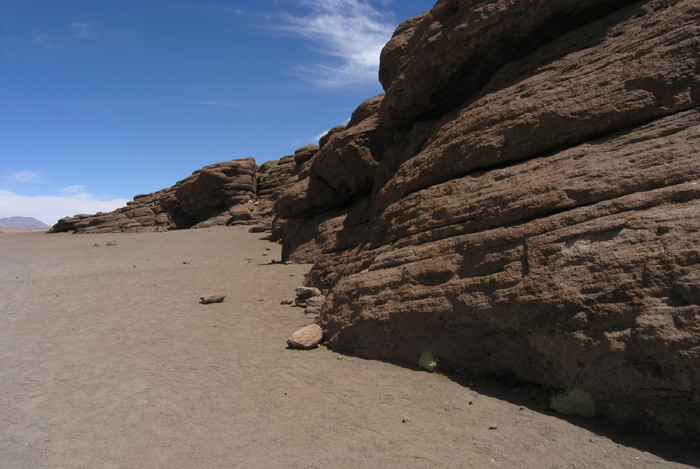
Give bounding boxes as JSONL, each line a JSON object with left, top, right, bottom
{"left": 1, "top": 227, "right": 697, "bottom": 468}
{"left": 0, "top": 227, "right": 36, "bottom": 234}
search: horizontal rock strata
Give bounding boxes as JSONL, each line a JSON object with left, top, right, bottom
{"left": 49, "top": 157, "right": 293, "bottom": 234}
{"left": 273, "top": 0, "right": 700, "bottom": 440}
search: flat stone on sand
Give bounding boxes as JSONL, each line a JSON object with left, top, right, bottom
{"left": 287, "top": 324, "right": 323, "bottom": 349}
{"left": 200, "top": 293, "right": 227, "bottom": 304}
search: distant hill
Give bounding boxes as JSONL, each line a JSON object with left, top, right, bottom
{"left": 0, "top": 217, "right": 50, "bottom": 231}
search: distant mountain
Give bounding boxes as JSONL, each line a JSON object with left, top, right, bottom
{"left": 0, "top": 217, "right": 50, "bottom": 231}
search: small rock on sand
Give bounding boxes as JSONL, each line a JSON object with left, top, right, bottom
{"left": 287, "top": 324, "right": 323, "bottom": 350}
{"left": 295, "top": 286, "right": 322, "bottom": 299}
{"left": 200, "top": 293, "right": 227, "bottom": 304}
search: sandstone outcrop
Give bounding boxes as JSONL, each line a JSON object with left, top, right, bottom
{"left": 48, "top": 189, "right": 173, "bottom": 234}
{"left": 273, "top": 0, "right": 700, "bottom": 439}
{"left": 49, "top": 158, "right": 278, "bottom": 234}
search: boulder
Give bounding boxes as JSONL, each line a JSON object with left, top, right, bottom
{"left": 287, "top": 324, "right": 324, "bottom": 350}
{"left": 229, "top": 204, "right": 254, "bottom": 222}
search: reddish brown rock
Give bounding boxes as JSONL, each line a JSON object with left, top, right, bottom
{"left": 311, "top": 95, "right": 383, "bottom": 205}
{"left": 293, "top": 145, "right": 320, "bottom": 165}
{"left": 49, "top": 158, "right": 260, "bottom": 234}
{"left": 279, "top": 0, "right": 700, "bottom": 440}
{"left": 163, "top": 158, "right": 257, "bottom": 227}
{"left": 229, "top": 204, "right": 254, "bottom": 222}
{"left": 287, "top": 324, "right": 324, "bottom": 350}
{"left": 258, "top": 155, "right": 296, "bottom": 201}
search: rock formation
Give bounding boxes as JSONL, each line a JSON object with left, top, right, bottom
{"left": 49, "top": 157, "right": 293, "bottom": 234}
{"left": 272, "top": 0, "right": 700, "bottom": 440}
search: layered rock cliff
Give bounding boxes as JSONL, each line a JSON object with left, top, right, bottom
{"left": 273, "top": 0, "right": 700, "bottom": 439}
{"left": 49, "top": 157, "right": 292, "bottom": 234}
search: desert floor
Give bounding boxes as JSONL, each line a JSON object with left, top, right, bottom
{"left": 1, "top": 227, "right": 697, "bottom": 468}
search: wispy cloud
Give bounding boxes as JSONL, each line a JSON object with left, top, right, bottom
{"left": 192, "top": 100, "right": 241, "bottom": 108}
{"left": 276, "top": 0, "right": 396, "bottom": 87}
{"left": 8, "top": 170, "right": 47, "bottom": 184}
{"left": 59, "top": 185, "right": 89, "bottom": 196}
{"left": 0, "top": 189, "right": 129, "bottom": 226}
{"left": 71, "top": 22, "right": 97, "bottom": 40}
{"left": 32, "top": 33, "right": 54, "bottom": 47}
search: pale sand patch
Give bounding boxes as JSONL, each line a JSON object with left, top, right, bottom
{"left": 0, "top": 227, "right": 35, "bottom": 234}
{"left": 1, "top": 227, "right": 696, "bottom": 468}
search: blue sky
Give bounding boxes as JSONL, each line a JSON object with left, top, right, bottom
{"left": 0, "top": 0, "right": 433, "bottom": 225}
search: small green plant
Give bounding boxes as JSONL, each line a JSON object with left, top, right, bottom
{"left": 550, "top": 388, "right": 598, "bottom": 418}
{"left": 419, "top": 351, "right": 438, "bottom": 372}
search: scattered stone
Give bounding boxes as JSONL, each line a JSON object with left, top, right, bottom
{"left": 248, "top": 224, "right": 269, "bottom": 233}
{"left": 287, "top": 324, "right": 323, "bottom": 350}
{"left": 305, "top": 296, "right": 324, "bottom": 308}
{"left": 106, "top": 241, "right": 117, "bottom": 246}
{"left": 295, "top": 286, "right": 322, "bottom": 299}
{"left": 281, "top": 298, "right": 294, "bottom": 305}
{"left": 488, "top": 425, "right": 498, "bottom": 430}
{"left": 200, "top": 293, "right": 227, "bottom": 305}
{"left": 303, "top": 296, "right": 325, "bottom": 318}
{"left": 295, "top": 297, "right": 308, "bottom": 307}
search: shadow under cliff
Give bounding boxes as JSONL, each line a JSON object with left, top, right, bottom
{"left": 329, "top": 348, "right": 700, "bottom": 467}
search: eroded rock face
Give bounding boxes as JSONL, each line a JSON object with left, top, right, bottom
{"left": 276, "top": 0, "right": 700, "bottom": 439}
{"left": 49, "top": 158, "right": 263, "bottom": 233}
{"left": 49, "top": 189, "right": 174, "bottom": 234}
{"left": 272, "top": 95, "right": 385, "bottom": 263}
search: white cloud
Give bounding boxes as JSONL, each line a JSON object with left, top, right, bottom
{"left": 277, "top": 0, "right": 396, "bottom": 87}
{"left": 59, "top": 185, "right": 88, "bottom": 194}
{"left": 0, "top": 189, "right": 129, "bottom": 226}
{"left": 9, "top": 170, "right": 46, "bottom": 184}
{"left": 71, "top": 22, "right": 97, "bottom": 40}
